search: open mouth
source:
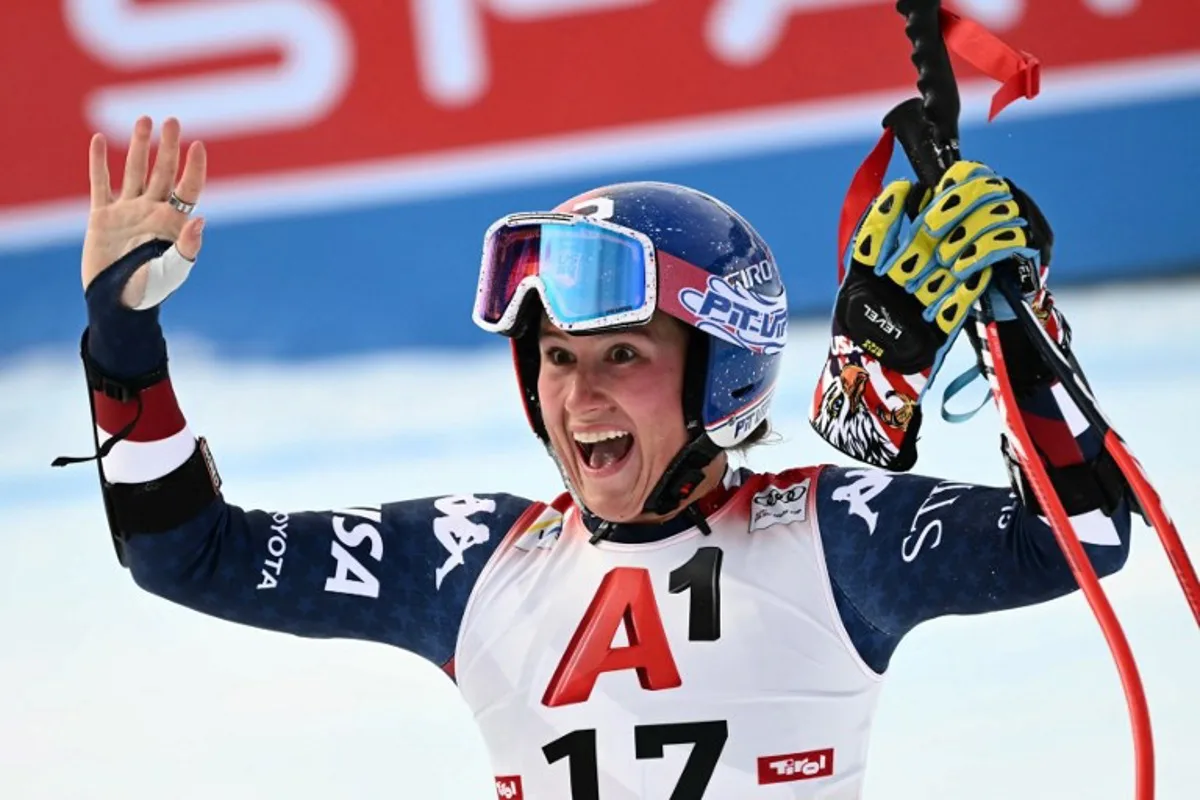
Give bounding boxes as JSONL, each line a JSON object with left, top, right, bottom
{"left": 574, "top": 430, "right": 635, "bottom": 474}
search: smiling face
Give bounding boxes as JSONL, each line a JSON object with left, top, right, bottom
{"left": 536, "top": 312, "right": 725, "bottom": 523}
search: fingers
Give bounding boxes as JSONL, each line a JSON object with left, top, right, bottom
{"left": 922, "top": 165, "right": 1011, "bottom": 238}
{"left": 935, "top": 199, "right": 1024, "bottom": 267}
{"left": 928, "top": 267, "right": 992, "bottom": 335}
{"left": 146, "top": 117, "right": 182, "bottom": 200}
{"left": 98, "top": 117, "right": 206, "bottom": 208}
{"left": 173, "top": 140, "right": 207, "bottom": 205}
{"left": 120, "top": 116, "right": 153, "bottom": 200}
{"left": 88, "top": 133, "right": 113, "bottom": 209}
{"left": 852, "top": 180, "right": 910, "bottom": 270}
{"left": 175, "top": 216, "right": 205, "bottom": 262}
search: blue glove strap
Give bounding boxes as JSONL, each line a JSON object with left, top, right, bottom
{"left": 939, "top": 363, "right": 993, "bottom": 424}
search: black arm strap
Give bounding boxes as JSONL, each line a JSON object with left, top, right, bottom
{"left": 56, "top": 328, "right": 222, "bottom": 566}
{"left": 1001, "top": 434, "right": 1128, "bottom": 519}
{"left": 108, "top": 437, "right": 223, "bottom": 535}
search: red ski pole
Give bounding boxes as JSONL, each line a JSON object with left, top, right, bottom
{"left": 881, "top": 1, "right": 1188, "bottom": 797}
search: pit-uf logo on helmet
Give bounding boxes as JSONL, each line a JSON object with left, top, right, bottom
{"left": 708, "top": 385, "right": 774, "bottom": 449}
{"left": 679, "top": 275, "right": 787, "bottom": 354}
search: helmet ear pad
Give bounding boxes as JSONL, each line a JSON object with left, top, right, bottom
{"left": 681, "top": 326, "right": 709, "bottom": 440}
{"left": 694, "top": 333, "right": 782, "bottom": 449}
{"left": 510, "top": 295, "right": 549, "bottom": 443}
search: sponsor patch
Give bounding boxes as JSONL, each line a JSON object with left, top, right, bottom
{"left": 495, "top": 775, "right": 523, "bottom": 799}
{"left": 749, "top": 478, "right": 810, "bottom": 531}
{"left": 757, "top": 747, "right": 834, "bottom": 784}
{"left": 512, "top": 513, "right": 564, "bottom": 551}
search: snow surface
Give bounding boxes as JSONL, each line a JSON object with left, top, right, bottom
{"left": 1, "top": 279, "right": 1198, "bottom": 799}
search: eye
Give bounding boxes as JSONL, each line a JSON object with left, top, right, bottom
{"left": 608, "top": 344, "right": 639, "bottom": 364}
{"left": 826, "top": 393, "right": 843, "bottom": 418}
{"left": 544, "top": 346, "right": 574, "bottom": 366}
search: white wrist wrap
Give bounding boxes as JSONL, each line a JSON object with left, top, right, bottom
{"left": 131, "top": 244, "right": 195, "bottom": 310}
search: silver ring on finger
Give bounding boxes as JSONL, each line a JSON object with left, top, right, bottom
{"left": 168, "top": 191, "right": 196, "bottom": 215}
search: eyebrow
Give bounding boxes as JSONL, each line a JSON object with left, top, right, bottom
{"left": 538, "top": 324, "right": 655, "bottom": 342}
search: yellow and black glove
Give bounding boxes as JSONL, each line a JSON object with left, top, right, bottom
{"left": 834, "top": 159, "right": 1053, "bottom": 377}
{"left": 812, "top": 160, "right": 1054, "bottom": 472}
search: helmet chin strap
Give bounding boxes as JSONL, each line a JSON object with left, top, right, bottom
{"left": 640, "top": 427, "right": 723, "bottom": 518}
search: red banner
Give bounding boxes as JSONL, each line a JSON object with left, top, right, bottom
{"left": 3, "top": 0, "right": 1197, "bottom": 211}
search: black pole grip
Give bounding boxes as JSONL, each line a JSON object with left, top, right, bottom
{"left": 883, "top": 98, "right": 946, "bottom": 189}
{"left": 896, "top": 0, "right": 960, "bottom": 162}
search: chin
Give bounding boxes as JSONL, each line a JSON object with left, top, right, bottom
{"left": 578, "top": 489, "right": 644, "bottom": 522}
{"left": 551, "top": 438, "right": 648, "bottom": 521}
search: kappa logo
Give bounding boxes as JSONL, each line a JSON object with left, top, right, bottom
{"left": 830, "top": 469, "right": 893, "bottom": 535}
{"left": 757, "top": 747, "right": 835, "bottom": 785}
{"left": 749, "top": 478, "right": 810, "bottom": 531}
{"left": 495, "top": 775, "right": 523, "bottom": 800}
{"left": 432, "top": 494, "right": 497, "bottom": 589}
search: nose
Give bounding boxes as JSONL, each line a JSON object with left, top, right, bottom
{"left": 564, "top": 363, "right": 612, "bottom": 416}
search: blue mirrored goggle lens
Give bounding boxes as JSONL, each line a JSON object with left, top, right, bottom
{"left": 537, "top": 222, "right": 647, "bottom": 324}
{"left": 479, "top": 220, "right": 648, "bottom": 327}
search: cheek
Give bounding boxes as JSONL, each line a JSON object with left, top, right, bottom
{"left": 536, "top": 372, "right": 565, "bottom": 427}
{"left": 628, "top": 366, "right": 688, "bottom": 442}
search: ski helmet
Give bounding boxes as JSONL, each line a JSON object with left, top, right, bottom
{"left": 472, "top": 181, "right": 787, "bottom": 516}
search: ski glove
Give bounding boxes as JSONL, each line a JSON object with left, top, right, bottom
{"left": 811, "top": 160, "right": 1053, "bottom": 471}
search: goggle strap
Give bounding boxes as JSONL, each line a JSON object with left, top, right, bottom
{"left": 656, "top": 251, "right": 719, "bottom": 326}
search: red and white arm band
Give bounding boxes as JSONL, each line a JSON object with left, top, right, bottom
{"left": 93, "top": 378, "right": 196, "bottom": 484}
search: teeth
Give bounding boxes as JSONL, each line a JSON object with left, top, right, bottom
{"left": 573, "top": 430, "right": 630, "bottom": 444}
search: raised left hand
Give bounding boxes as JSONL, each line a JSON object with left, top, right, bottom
{"left": 82, "top": 116, "right": 207, "bottom": 307}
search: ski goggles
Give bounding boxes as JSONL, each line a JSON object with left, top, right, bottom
{"left": 473, "top": 212, "right": 789, "bottom": 353}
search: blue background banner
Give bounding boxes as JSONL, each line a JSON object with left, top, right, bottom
{"left": 4, "top": 93, "right": 1198, "bottom": 362}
